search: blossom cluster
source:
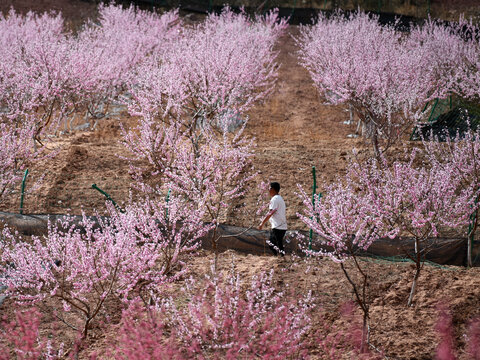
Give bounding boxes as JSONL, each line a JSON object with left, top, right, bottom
{"left": 0, "top": 199, "right": 212, "bottom": 337}
{"left": 298, "top": 145, "right": 479, "bottom": 306}
{"left": 117, "top": 266, "right": 313, "bottom": 359}
{"left": 0, "top": 4, "right": 180, "bottom": 132}
{"left": 296, "top": 11, "right": 475, "bottom": 154}
{"left": 120, "top": 7, "right": 287, "bottom": 258}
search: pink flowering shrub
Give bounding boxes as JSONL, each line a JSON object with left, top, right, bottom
{"left": 0, "top": 198, "right": 211, "bottom": 338}
{"left": 113, "top": 287, "right": 386, "bottom": 359}
{"left": 161, "top": 266, "right": 313, "bottom": 359}
{"left": 165, "top": 123, "right": 256, "bottom": 248}
{"left": 121, "top": 113, "right": 256, "bottom": 270}
{"left": 111, "top": 296, "right": 391, "bottom": 359}
{"left": 0, "top": 309, "right": 45, "bottom": 360}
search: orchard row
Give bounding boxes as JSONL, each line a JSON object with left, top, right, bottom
{"left": 0, "top": 5, "right": 480, "bottom": 358}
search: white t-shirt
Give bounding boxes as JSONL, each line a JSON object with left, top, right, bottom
{"left": 269, "top": 194, "right": 287, "bottom": 230}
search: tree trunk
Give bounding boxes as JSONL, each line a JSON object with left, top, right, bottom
{"left": 371, "top": 129, "right": 380, "bottom": 159}
{"left": 407, "top": 266, "right": 420, "bottom": 307}
{"left": 407, "top": 238, "right": 421, "bottom": 307}
{"left": 361, "top": 313, "right": 369, "bottom": 353}
{"left": 468, "top": 235, "right": 472, "bottom": 268}
{"left": 83, "top": 317, "right": 91, "bottom": 339}
{"left": 340, "top": 260, "right": 370, "bottom": 351}
{"left": 467, "top": 210, "right": 478, "bottom": 268}
{"left": 212, "top": 226, "right": 218, "bottom": 272}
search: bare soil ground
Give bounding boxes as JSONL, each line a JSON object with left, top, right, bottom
{"left": 1, "top": 2, "right": 480, "bottom": 359}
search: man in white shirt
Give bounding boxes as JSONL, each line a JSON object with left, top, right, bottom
{"left": 259, "top": 182, "right": 287, "bottom": 256}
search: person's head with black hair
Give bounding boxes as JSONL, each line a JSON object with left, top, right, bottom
{"left": 269, "top": 182, "right": 280, "bottom": 197}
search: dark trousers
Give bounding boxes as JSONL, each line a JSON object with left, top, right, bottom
{"left": 269, "top": 228, "right": 286, "bottom": 256}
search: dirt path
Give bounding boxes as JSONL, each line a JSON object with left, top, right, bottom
{"left": 237, "top": 26, "right": 363, "bottom": 228}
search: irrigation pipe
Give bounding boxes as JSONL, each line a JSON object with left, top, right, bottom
{"left": 91, "top": 183, "right": 125, "bottom": 213}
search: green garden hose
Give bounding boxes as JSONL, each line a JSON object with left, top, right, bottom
{"left": 91, "top": 183, "right": 125, "bottom": 213}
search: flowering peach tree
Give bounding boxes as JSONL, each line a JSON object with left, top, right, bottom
{"left": 121, "top": 8, "right": 287, "bottom": 268}
{"left": 296, "top": 11, "right": 467, "bottom": 156}
{"left": 160, "top": 266, "right": 313, "bottom": 359}
{"left": 0, "top": 198, "right": 211, "bottom": 338}
{"left": 298, "top": 147, "right": 478, "bottom": 351}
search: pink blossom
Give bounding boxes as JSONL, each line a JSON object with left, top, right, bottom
{"left": 296, "top": 11, "right": 467, "bottom": 155}
{"left": 127, "top": 7, "right": 287, "bottom": 122}
{"left": 162, "top": 265, "right": 313, "bottom": 359}
{"left": 0, "top": 120, "right": 46, "bottom": 204}
{"left": 0, "top": 4, "right": 180, "bottom": 133}
{"left": 1, "top": 198, "right": 212, "bottom": 337}
{"left": 299, "top": 146, "right": 478, "bottom": 306}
